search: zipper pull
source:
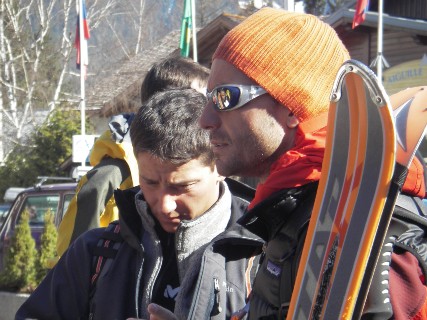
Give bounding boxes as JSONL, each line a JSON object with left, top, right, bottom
{"left": 211, "top": 278, "right": 223, "bottom": 315}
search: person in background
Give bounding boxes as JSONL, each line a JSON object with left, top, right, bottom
{"left": 140, "top": 56, "right": 210, "bottom": 101}
{"left": 16, "top": 88, "right": 262, "bottom": 320}
{"left": 52, "top": 56, "right": 210, "bottom": 265}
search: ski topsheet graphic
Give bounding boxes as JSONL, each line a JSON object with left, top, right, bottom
{"left": 354, "top": 85, "right": 427, "bottom": 318}
{"left": 286, "top": 60, "right": 396, "bottom": 320}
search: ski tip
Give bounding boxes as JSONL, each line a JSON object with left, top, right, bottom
{"left": 390, "top": 86, "right": 427, "bottom": 168}
{"left": 331, "top": 60, "right": 389, "bottom": 109}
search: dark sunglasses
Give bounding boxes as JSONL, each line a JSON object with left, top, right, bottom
{"left": 206, "top": 84, "right": 267, "bottom": 111}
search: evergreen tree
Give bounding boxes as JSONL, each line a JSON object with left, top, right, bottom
{"left": 31, "top": 109, "right": 83, "bottom": 177}
{"left": 35, "top": 209, "right": 57, "bottom": 284}
{"left": 303, "top": 0, "right": 325, "bottom": 15}
{"left": 0, "top": 109, "right": 86, "bottom": 199}
{"left": 0, "top": 210, "right": 37, "bottom": 292}
{"left": 303, "top": 0, "right": 352, "bottom": 16}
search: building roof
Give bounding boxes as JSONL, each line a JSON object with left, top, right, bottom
{"left": 86, "top": 13, "right": 244, "bottom": 118}
{"left": 325, "top": 7, "right": 427, "bottom": 35}
{"left": 86, "top": 30, "right": 181, "bottom": 117}
{"left": 193, "top": 13, "right": 243, "bottom": 67}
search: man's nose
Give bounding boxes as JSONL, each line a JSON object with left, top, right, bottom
{"left": 199, "top": 101, "right": 219, "bottom": 130}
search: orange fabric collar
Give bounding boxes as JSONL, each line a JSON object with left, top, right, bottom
{"left": 249, "top": 114, "right": 426, "bottom": 209}
{"left": 249, "top": 128, "right": 425, "bottom": 210}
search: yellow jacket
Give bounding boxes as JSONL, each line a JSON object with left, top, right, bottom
{"left": 52, "top": 125, "right": 139, "bottom": 266}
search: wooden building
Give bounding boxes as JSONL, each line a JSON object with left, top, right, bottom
{"left": 326, "top": 0, "right": 427, "bottom": 94}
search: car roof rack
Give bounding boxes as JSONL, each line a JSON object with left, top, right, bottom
{"left": 35, "top": 176, "right": 76, "bottom": 189}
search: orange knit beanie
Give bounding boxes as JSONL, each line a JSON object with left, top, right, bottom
{"left": 213, "top": 8, "right": 350, "bottom": 131}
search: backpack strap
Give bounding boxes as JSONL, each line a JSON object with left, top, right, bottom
{"left": 362, "top": 217, "right": 408, "bottom": 319}
{"left": 393, "top": 195, "right": 427, "bottom": 282}
{"left": 394, "top": 193, "right": 427, "bottom": 224}
{"left": 89, "top": 221, "right": 123, "bottom": 298}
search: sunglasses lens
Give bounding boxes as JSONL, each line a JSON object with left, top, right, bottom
{"left": 214, "top": 86, "right": 241, "bottom": 110}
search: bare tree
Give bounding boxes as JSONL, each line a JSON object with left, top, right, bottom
{"left": 1, "top": 0, "right": 72, "bottom": 160}
{"left": 0, "top": 0, "right": 136, "bottom": 162}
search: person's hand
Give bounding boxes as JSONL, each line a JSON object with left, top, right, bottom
{"left": 125, "top": 303, "right": 177, "bottom": 320}
{"left": 147, "top": 303, "right": 177, "bottom": 320}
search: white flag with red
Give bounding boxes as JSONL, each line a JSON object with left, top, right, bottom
{"left": 75, "top": 0, "right": 90, "bottom": 77}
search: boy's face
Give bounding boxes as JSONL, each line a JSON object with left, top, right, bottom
{"left": 137, "top": 152, "right": 221, "bottom": 233}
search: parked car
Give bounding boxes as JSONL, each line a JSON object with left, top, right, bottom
{"left": 0, "top": 180, "right": 77, "bottom": 271}
{"left": 0, "top": 204, "right": 11, "bottom": 227}
{"left": 0, "top": 187, "right": 26, "bottom": 230}
{"left": 3, "top": 187, "right": 26, "bottom": 203}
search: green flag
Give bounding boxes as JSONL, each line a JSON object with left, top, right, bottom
{"left": 179, "top": 0, "right": 192, "bottom": 57}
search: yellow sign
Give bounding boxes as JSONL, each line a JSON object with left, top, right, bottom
{"left": 383, "top": 55, "right": 427, "bottom": 95}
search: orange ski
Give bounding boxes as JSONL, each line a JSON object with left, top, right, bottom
{"left": 286, "top": 60, "right": 396, "bottom": 320}
{"left": 354, "top": 85, "right": 427, "bottom": 318}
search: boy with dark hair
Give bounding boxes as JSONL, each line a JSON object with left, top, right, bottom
{"left": 54, "top": 56, "right": 210, "bottom": 263}
{"left": 16, "top": 89, "right": 262, "bottom": 320}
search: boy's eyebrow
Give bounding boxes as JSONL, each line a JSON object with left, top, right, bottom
{"left": 172, "top": 179, "right": 198, "bottom": 186}
{"left": 168, "top": 176, "right": 200, "bottom": 186}
{"left": 140, "top": 175, "right": 156, "bottom": 183}
{"left": 140, "top": 175, "right": 199, "bottom": 186}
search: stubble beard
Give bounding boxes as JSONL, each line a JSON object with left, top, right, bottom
{"left": 215, "top": 139, "right": 271, "bottom": 179}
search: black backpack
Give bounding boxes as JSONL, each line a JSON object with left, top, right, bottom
{"left": 362, "top": 193, "right": 427, "bottom": 318}
{"left": 89, "top": 221, "right": 124, "bottom": 310}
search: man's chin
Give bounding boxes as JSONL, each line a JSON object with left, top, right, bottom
{"left": 215, "top": 159, "right": 236, "bottom": 178}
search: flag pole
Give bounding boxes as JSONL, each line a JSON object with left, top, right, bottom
{"left": 191, "top": 0, "right": 197, "bottom": 62}
{"left": 377, "top": 0, "right": 384, "bottom": 84}
{"left": 78, "top": 0, "right": 86, "bottom": 166}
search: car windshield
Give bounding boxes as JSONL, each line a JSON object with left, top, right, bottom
{"left": 0, "top": 204, "right": 11, "bottom": 228}
{"left": 21, "top": 195, "right": 60, "bottom": 226}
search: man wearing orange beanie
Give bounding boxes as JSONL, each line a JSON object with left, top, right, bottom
{"left": 197, "top": 7, "right": 427, "bottom": 320}
{"left": 199, "top": 7, "right": 350, "bottom": 318}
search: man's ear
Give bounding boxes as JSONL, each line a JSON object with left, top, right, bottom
{"left": 286, "top": 113, "right": 299, "bottom": 129}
